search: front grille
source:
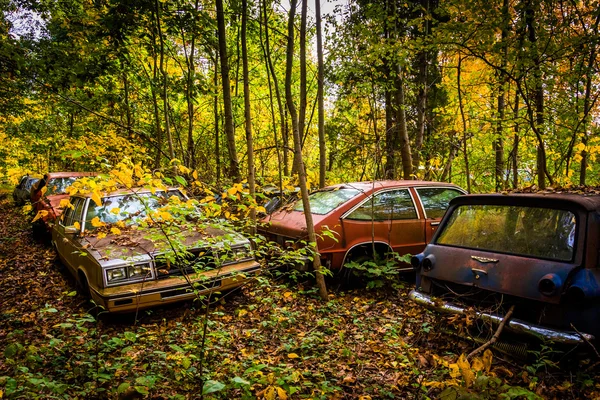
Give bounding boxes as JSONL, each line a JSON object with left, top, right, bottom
{"left": 155, "top": 249, "right": 217, "bottom": 279}
{"left": 161, "top": 279, "right": 222, "bottom": 299}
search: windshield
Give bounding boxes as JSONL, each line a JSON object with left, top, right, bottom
{"left": 293, "top": 188, "right": 361, "bottom": 215}
{"left": 46, "top": 177, "right": 78, "bottom": 195}
{"left": 436, "top": 204, "right": 577, "bottom": 262}
{"left": 85, "top": 190, "right": 186, "bottom": 229}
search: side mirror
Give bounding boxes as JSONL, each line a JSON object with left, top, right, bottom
{"left": 64, "top": 226, "right": 79, "bottom": 235}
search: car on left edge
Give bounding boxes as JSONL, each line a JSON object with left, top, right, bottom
{"left": 13, "top": 175, "right": 39, "bottom": 206}
{"left": 51, "top": 187, "right": 261, "bottom": 312}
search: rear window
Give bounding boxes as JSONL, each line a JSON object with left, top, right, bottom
{"left": 293, "top": 188, "right": 361, "bottom": 215}
{"left": 436, "top": 205, "right": 577, "bottom": 262}
{"left": 46, "top": 177, "right": 78, "bottom": 195}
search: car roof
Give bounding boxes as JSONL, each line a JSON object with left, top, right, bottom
{"left": 46, "top": 172, "right": 98, "bottom": 179}
{"left": 322, "top": 180, "right": 462, "bottom": 192}
{"left": 450, "top": 193, "right": 600, "bottom": 212}
{"left": 73, "top": 187, "right": 182, "bottom": 199}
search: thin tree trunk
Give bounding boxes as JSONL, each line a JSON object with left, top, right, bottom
{"left": 458, "top": 56, "right": 471, "bottom": 193}
{"left": 150, "top": 14, "right": 163, "bottom": 169}
{"left": 294, "top": 0, "right": 308, "bottom": 175}
{"left": 123, "top": 72, "right": 132, "bottom": 138}
{"left": 412, "top": 0, "right": 430, "bottom": 177}
{"left": 260, "top": 0, "right": 284, "bottom": 196}
{"left": 396, "top": 67, "right": 413, "bottom": 180}
{"left": 216, "top": 0, "right": 241, "bottom": 182}
{"left": 155, "top": 0, "right": 175, "bottom": 161}
{"left": 494, "top": 0, "right": 508, "bottom": 192}
{"left": 185, "top": 0, "right": 200, "bottom": 169}
{"left": 315, "top": 0, "right": 326, "bottom": 188}
{"left": 242, "top": 0, "right": 256, "bottom": 232}
{"left": 214, "top": 55, "right": 221, "bottom": 183}
{"left": 285, "top": 0, "right": 327, "bottom": 300}
{"left": 512, "top": 92, "right": 520, "bottom": 189}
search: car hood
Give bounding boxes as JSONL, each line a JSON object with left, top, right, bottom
{"left": 260, "top": 208, "right": 328, "bottom": 239}
{"left": 81, "top": 226, "right": 249, "bottom": 265}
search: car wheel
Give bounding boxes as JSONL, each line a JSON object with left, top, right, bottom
{"left": 77, "top": 270, "right": 91, "bottom": 299}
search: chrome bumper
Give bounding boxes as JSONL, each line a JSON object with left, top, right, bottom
{"left": 409, "top": 290, "right": 594, "bottom": 345}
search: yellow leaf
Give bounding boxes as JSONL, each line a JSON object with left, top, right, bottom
{"left": 457, "top": 354, "right": 475, "bottom": 388}
{"left": 110, "top": 227, "right": 121, "bottom": 235}
{"left": 264, "top": 387, "right": 276, "bottom": 400}
{"left": 192, "top": 170, "right": 198, "bottom": 180}
{"left": 256, "top": 206, "right": 267, "bottom": 213}
{"left": 32, "top": 210, "right": 48, "bottom": 223}
{"left": 284, "top": 291, "right": 293, "bottom": 298}
{"left": 449, "top": 363, "right": 461, "bottom": 379}
{"left": 116, "top": 221, "right": 125, "bottom": 228}
{"left": 22, "top": 204, "right": 33, "bottom": 214}
{"left": 471, "top": 357, "right": 484, "bottom": 372}
{"left": 287, "top": 353, "right": 299, "bottom": 359}
{"left": 91, "top": 217, "right": 106, "bottom": 228}
{"left": 91, "top": 191, "right": 102, "bottom": 207}
{"left": 160, "top": 211, "right": 172, "bottom": 220}
{"left": 73, "top": 221, "right": 81, "bottom": 230}
{"left": 276, "top": 387, "right": 288, "bottom": 400}
{"left": 110, "top": 207, "right": 120, "bottom": 215}
{"left": 59, "top": 199, "right": 74, "bottom": 210}
{"left": 97, "top": 232, "right": 107, "bottom": 239}
{"left": 482, "top": 349, "right": 493, "bottom": 373}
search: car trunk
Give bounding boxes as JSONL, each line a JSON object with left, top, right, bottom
{"left": 261, "top": 209, "right": 328, "bottom": 242}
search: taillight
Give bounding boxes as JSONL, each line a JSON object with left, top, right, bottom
{"left": 538, "top": 273, "right": 562, "bottom": 296}
{"left": 411, "top": 253, "right": 425, "bottom": 270}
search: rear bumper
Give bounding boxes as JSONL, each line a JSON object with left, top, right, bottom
{"left": 92, "top": 260, "right": 261, "bottom": 313}
{"left": 409, "top": 290, "right": 594, "bottom": 345}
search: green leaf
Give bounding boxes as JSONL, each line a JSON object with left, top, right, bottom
{"left": 124, "top": 332, "right": 137, "bottom": 342}
{"left": 4, "top": 343, "right": 19, "bottom": 358}
{"left": 232, "top": 376, "right": 250, "bottom": 386}
{"left": 202, "top": 380, "right": 225, "bottom": 395}
{"left": 169, "top": 344, "right": 184, "bottom": 353}
{"left": 67, "top": 291, "right": 77, "bottom": 297}
{"left": 134, "top": 386, "right": 149, "bottom": 395}
{"left": 117, "top": 382, "right": 130, "bottom": 394}
{"left": 175, "top": 175, "right": 187, "bottom": 186}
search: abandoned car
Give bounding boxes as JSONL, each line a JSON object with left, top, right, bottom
{"left": 52, "top": 188, "right": 260, "bottom": 312}
{"left": 410, "top": 193, "right": 600, "bottom": 345}
{"left": 13, "top": 175, "right": 39, "bottom": 206}
{"left": 31, "top": 172, "right": 98, "bottom": 234}
{"left": 260, "top": 181, "right": 465, "bottom": 270}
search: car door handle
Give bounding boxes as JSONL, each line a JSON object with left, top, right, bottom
{"left": 430, "top": 222, "right": 440, "bottom": 226}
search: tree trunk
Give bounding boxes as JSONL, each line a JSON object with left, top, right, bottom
{"left": 494, "top": 0, "right": 508, "bottom": 192}
{"left": 412, "top": 0, "right": 430, "bottom": 177}
{"left": 458, "top": 56, "right": 471, "bottom": 193}
{"left": 214, "top": 54, "right": 221, "bottom": 183}
{"left": 285, "top": 0, "right": 327, "bottom": 300}
{"left": 395, "top": 68, "right": 413, "bottom": 180}
{"left": 294, "top": 0, "right": 308, "bottom": 176}
{"left": 512, "top": 92, "right": 520, "bottom": 189}
{"left": 150, "top": 12, "right": 163, "bottom": 169}
{"left": 260, "top": 0, "right": 284, "bottom": 196}
{"left": 155, "top": 0, "right": 175, "bottom": 161}
{"left": 315, "top": 0, "right": 326, "bottom": 188}
{"left": 242, "top": 0, "right": 256, "bottom": 232}
{"left": 184, "top": 0, "right": 200, "bottom": 169}
{"left": 216, "top": 0, "right": 241, "bottom": 182}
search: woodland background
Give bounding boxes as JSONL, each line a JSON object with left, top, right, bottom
{"left": 1, "top": 0, "right": 599, "bottom": 191}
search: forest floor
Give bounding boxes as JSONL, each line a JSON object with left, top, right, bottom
{"left": 0, "top": 190, "right": 599, "bottom": 399}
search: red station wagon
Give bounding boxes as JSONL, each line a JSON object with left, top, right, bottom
{"left": 260, "top": 181, "right": 465, "bottom": 270}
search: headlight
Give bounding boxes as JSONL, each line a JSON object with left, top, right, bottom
{"left": 231, "top": 245, "right": 253, "bottom": 261}
{"left": 107, "top": 267, "right": 127, "bottom": 283}
{"left": 106, "top": 263, "right": 152, "bottom": 284}
{"left": 128, "top": 264, "right": 152, "bottom": 279}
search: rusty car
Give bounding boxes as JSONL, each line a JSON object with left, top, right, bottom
{"left": 31, "top": 172, "right": 98, "bottom": 235}
{"left": 410, "top": 193, "right": 600, "bottom": 345}
{"left": 260, "top": 180, "right": 465, "bottom": 271}
{"left": 51, "top": 187, "right": 260, "bottom": 312}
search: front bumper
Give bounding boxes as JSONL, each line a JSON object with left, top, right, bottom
{"left": 91, "top": 260, "right": 261, "bottom": 313}
{"left": 409, "top": 290, "right": 595, "bottom": 345}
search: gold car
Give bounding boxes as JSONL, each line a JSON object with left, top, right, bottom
{"left": 51, "top": 188, "right": 260, "bottom": 312}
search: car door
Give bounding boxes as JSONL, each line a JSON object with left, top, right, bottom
{"left": 415, "top": 187, "right": 464, "bottom": 243}
{"left": 341, "top": 188, "right": 425, "bottom": 256}
{"left": 55, "top": 197, "right": 87, "bottom": 274}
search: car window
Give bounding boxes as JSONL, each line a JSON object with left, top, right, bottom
{"left": 85, "top": 190, "right": 185, "bottom": 230}
{"left": 346, "top": 189, "right": 417, "bottom": 221}
{"left": 46, "top": 177, "right": 78, "bottom": 195}
{"left": 293, "top": 188, "right": 361, "bottom": 215}
{"left": 417, "top": 187, "right": 463, "bottom": 219}
{"left": 62, "top": 197, "right": 85, "bottom": 227}
{"left": 18, "top": 177, "right": 27, "bottom": 189}
{"left": 25, "top": 178, "right": 39, "bottom": 190}
{"left": 436, "top": 205, "right": 576, "bottom": 262}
